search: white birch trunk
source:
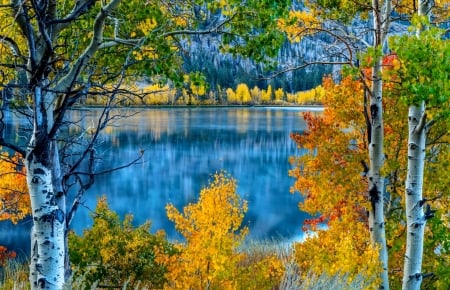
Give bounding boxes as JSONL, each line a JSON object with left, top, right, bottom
{"left": 26, "top": 86, "right": 67, "bottom": 289}
{"left": 401, "top": 1, "right": 430, "bottom": 288}
{"left": 368, "top": 57, "right": 389, "bottom": 290}
{"left": 26, "top": 156, "right": 66, "bottom": 289}
{"left": 402, "top": 103, "right": 427, "bottom": 290}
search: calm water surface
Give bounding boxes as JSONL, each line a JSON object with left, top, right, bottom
{"left": 1, "top": 107, "right": 322, "bottom": 255}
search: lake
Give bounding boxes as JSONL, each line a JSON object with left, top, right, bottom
{"left": 1, "top": 106, "right": 322, "bottom": 256}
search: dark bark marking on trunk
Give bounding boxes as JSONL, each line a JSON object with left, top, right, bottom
{"left": 33, "top": 168, "right": 46, "bottom": 175}
{"left": 370, "top": 104, "right": 378, "bottom": 123}
{"left": 369, "top": 184, "right": 380, "bottom": 214}
{"left": 360, "top": 160, "right": 369, "bottom": 176}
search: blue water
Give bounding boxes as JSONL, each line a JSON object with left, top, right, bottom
{"left": 1, "top": 107, "right": 321, "bottom": 255}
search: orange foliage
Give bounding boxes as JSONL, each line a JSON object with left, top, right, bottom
{"left": 290, "top": 75, "right": 409, "bottom": 285}
{"left": 0, "top": 150, "right": 28, "bottom": 265}
{"left": 362, "top": 53, "right": 400, "bottom": 82}
{"left": 0, "top": 245, "right": 16, "bottom": 266}
{"left": 0, "top": 150, "right": 29, "bottom": 223}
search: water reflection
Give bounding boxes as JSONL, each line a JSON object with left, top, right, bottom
{"left": 1, "top": 107, "right": 322, "bottom": 255}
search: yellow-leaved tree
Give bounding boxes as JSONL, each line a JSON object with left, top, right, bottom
{"left": 159, "top": 172, "right": 284, "bottom": 289}
{"left": 0, "top": 0, "right": 292, "bottom": 286}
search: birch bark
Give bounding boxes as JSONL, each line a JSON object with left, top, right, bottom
{"left": 402, "top": 103, "right": 427, "bottom": 289}
{"left": 368, "top": 56, "right": 389, "bottom": 290}
{"left": 367, "top": 1, "right": 391, "bottom": 288}
{"left": 401, "top": 1, "right": 431, "bottom": 288}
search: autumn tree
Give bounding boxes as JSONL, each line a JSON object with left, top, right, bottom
{"left": 289, "top": 75, "right": 407, "bottom": 287}
{"left": 159, "top": 172, "right": 284, "bottom": 289}
{"left": 0, "top": 0, "right": 291, "bottom": 288}
{"left": 280, "top": 4, "right": 393, "bottom": 287}
{"left": 390, "top": 19, "right": 450, "bottom": 289}
{"left": 280, "top": 0, "right": 448, "bottom": 288}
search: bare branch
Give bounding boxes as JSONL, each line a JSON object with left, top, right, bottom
{"left": 0, "top": 35, "right": 24, "bottom": 58}
{"left": 260, "top": 60, "right": 351, "bottom": 79}
{"left": 54, "top": 0, "right": 122, "bottom": 93}
{"left": 50, "top": 0, "right": 97, "bottom": 32}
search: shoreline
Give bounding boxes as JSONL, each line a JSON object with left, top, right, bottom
{"left": 72, "top": 104, "right": 324, "bottom": 110}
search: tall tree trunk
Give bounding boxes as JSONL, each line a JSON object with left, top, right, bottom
{"left": 402, "top": 103, "right": 427, "bottom": 290}
{"left": 368, "top": 57, "right": 389, "bottom": 290}
{"left": 402, "top": 1, "right": 431, "bottom": 288}
{"left": 26, "top": 150, "right": 66, "bottom": 289}
{"left": 26, "top": 87, "right": 67, "bottom": 290}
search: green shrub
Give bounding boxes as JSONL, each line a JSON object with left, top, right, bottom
{"left": 69, "top": 197, "right": 177, "bottom": 289}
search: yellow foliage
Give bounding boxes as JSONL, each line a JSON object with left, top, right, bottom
{"left": 69, "top": 197, "right": 175, "bottom": 288}
{"left": 162, "top": 173, "right": 248, "bottom": 289}
{"left": 250, "top": 86, "right": 261, "bottom": 103}
{"left": 278, "top": 11, "right": 321, "bottom": 43}
{"left": 190, "top": 83, "right": 206, "bottom": 97}
{"left": 142, "top": 83, "right": 175, "bottom": 105}
{"left": 226, "top": 88, "right": 238, "bottom": 104}
{"left": 137, "top": 18, "right": 158, "bottom": 35}
{"left": 291, "top": 85, "right": 324, "bottom": 104}
{"left": 261, "top": 85, "right": 272, "bottom": 103}
{"left": 274, "top": 87, "right": 284, "bottom": 101}
{"left": 157, "top": 173, "right": 284, "bottom": 289}
{"left": 294, "top": 216, "right": 381, "bottom": 289}
{"left": 0, "top": 150, "right": 29, "bottom": 224}
{"left": 235, "top": 84, "right": 252, "bottom": 104}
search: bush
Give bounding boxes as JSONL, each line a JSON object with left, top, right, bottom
{"left": 69, "top": 197, "right": 177, "bottom": 289}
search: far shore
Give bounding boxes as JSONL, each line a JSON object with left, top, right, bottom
{"left": 72, "top": 104, "right": 324, "bottom": 110}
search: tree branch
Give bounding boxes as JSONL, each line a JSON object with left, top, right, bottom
{"left": 54, "top": 0, "right": 122, "bottom": 94}
{"left": 414, "top": 112, "right": 427, "bottom": 134}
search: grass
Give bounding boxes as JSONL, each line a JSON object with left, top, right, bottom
{"left": 0, "top": 258, "right": 29, "bottom": 290}
{"left": 1, "top": 240, "right": 374, "bottom": 289}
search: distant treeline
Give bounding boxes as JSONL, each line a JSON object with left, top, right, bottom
{"left": 83, "top": 81, "right": 325, "bottom": 106}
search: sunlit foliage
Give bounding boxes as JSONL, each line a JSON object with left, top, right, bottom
{"left": 0, "top": 150, "right": 29, "bottom": 224}
{"left": 261, "top": 85, "right": 273, "bottom": 104}
{"left": 69, "top": 197, "right": 177, "bottom": 289}
{"left": 159, "top": 172, "right": 284, "bottom": 289}
{"left": 291, "top": 60, "right": 449, "bottom": 287}
{"left": 0, "top": 150, "right": 28, "bottom": 266}
{"left": 286, "top": 85, "right": 324, "bottom": 104}
{"left": 289, "top": 76, "right": 382, "bottom": 287}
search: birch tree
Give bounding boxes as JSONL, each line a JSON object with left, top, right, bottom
{"left": 282, "top": 0, "right": 448, "bottom": 288}
{"left": 279, "top": 1, "right": 393, "bottom": 287}
{"left": 390, "top": 13, "right": 450, "bottom": 290}
{"left": 0, "top": 0, "right": 290, "bottom": 288}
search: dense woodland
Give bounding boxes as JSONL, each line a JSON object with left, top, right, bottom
{"left": 0, "top": 0, "right": 449, "bottom": 289}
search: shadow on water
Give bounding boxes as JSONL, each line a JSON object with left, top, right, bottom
{"left": 1, "top": 107, "right": 322, "bottom": 256}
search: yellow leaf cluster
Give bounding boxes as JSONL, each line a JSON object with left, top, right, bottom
{"left": 137, "top": 18, "right": 158, "bottom": 35}
{"left": 158, "top": 173, "right": 284, "bottom": 289}
{"left": 287, "top": 85, "right": 324, "bottom": 104}
{"left": 278, "top": 11, "right": 321, "bottom": 43}
{"left": 0, "top": 150, "right": 29, "bottom": 224}
{"left": 132, "top": 47, "right": 159, "bottom": 61}
{"left": 142, "top": 83, "right": 176, "bottom": 105}
{"left": 274, "top": 87, "right": 284, "bottom": 101}
{"left": 295, "top": 217, "right": 381, "bottom": 289}
{"left": 260, "top": 85, "right": 273, "bottom": 103}
{"left": 162, "top": 173, "right": 250, "bottom": 289}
